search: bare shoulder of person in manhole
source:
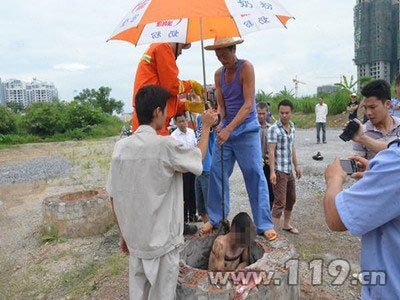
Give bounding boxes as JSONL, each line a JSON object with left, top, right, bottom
{"left": 208, "top": 212, "right": 256, "bottom": 272}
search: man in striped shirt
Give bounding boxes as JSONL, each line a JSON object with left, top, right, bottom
{"left": 268, "top": 100, "right": 302, "bottom": 234}
{"left": 353, "top": 80, "right": 400, "bottom": 160}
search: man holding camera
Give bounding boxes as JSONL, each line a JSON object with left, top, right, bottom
{"left": 353, "top": 80, "right": 400, "bottom": 160}
{"left": 107, "top": 85, "right": 215, "bottom": 300}
{"left": 324, "top": 138, "right": 400, "bottom": 298}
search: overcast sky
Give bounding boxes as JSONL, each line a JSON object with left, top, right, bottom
{"left": 1, "top": 0, "right": 356, "bottom": 112}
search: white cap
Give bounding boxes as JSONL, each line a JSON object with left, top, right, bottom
{"left": 351, "top": 93, "right": 357, "bottom": 97}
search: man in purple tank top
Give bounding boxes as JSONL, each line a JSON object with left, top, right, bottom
{"left": 200, "top": 38, "right": 277, "bottom": 241}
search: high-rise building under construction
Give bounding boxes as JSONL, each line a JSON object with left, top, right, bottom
{"left": 354, "top": 0, "right": 399, "bottom": 87}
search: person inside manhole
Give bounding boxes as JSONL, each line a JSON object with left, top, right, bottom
{"left": 208, "top": 212, "right": 256, "bottom": 271}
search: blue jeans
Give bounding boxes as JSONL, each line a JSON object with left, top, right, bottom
{"left": 195, "top": 171, "right": 210, "bottom": 216}
{"left": 207, "top": 119, "right": 274, "bottom": 234}
{"left": 316, "top": 122, "right": 326, "bottom": 142}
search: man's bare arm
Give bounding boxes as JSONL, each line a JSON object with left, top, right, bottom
{"left": 215, "top": 69, "right": 226, "bottom": 121}
{"left": 323, "top": 180, "right": 347, "bottom": 232}
{"left": 224, "top": 61, "right": 255, "bottom": 133}
{"left": 208, "top": 238, "right": 226, "bottom": 271}
{"left": 268, "top": 143, "right": 277, "bottom": 173}
{"left": 235, "top": 247, "right": 249, "bottom": 271}
{"left": 110, "top": 197, "right": 129, "bottom": 255}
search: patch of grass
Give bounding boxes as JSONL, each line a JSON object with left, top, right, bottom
{"left": 82, "top": 161, "right": 93, "bottom": 170}
{"left": 40, "top": 225, "right": 68, "bottom": 245}
{"left": 62, "top": 253, "right": 128, "bottom": 297}
{"left": 291, "top": 113, "right": 316, "bottom": 129}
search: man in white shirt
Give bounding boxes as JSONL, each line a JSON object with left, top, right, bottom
{"left": 107, "top": 85, "right": 215, "bottom": 300}
{"left": 315, "top": 97, "right": 328, "bottom": 144}
{"left": 171, "top": 113, "right": 199, "bottom": 234}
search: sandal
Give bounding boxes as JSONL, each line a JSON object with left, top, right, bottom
{"left": 264, "top": 229, "right": 278, "bottom": 241}
{"left": 282, "top": 226, "right": 299, "bottom": 234}
{"left": 199, "top": 222, "right": 214, "bottom": 236}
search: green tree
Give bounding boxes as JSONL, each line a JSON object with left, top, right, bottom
{"left": 24, "top": 102, "right": 67, "bottom": 136}
{"left": 0, "top": 106, "right": 17, "bottom": 134}
{"left": 74, "top": 87, "right": 124, "bottom": 115}
{"left": 6, "top": 101, "right": 25, "bottom": 114}
{"left": 276, "top": 86, "right": 295, "bottom": 98}
{"left": 64, "top": 101, "right": 106, "bottom": 130}
{"left": 256, "top": 90, "right": 273, "bottom": 103}
{"left": 334, "top": 75, "right": 373, "bottom": 93}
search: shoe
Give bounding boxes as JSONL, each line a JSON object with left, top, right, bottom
{"left": 323, "top": 141, "right": 327, "bottom": 144}
{"left": 184, "top": 224, "right": 198, "bottom": 235}
{"left": 312, "top": 152, "right": 323, "bottom": 161}
{"left": 317, "top": 141, "right": 320, "bottom": 144}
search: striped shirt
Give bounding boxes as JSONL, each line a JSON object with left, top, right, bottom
{"left": 267, "top": 120, "right": 296, "bottom": 174}
{"left": 353, "top": 116, "right": 400, "bottom": 160}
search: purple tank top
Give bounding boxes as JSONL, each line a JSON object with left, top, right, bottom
{"left": 221, "top": 59, "right": 257, "bottom": 125}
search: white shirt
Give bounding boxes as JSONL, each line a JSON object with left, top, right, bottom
{"left": 171, "top": 127, "right": 197, "bottom": 149}
{"left": 315, "top": 103, "right": 328, "bottom": 123}
{"left": 106, "top": 125, "right": 202, "bottom": 259}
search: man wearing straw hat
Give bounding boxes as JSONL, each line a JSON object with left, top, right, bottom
{"left": 131, "top": 43, "right": 205, "bottom": 136}
{"left": 200, "top": 38, "right": 277, "bottom": 241}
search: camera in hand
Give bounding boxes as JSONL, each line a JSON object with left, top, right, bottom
{"left": 339, "top": 120, "right": 360, "bottom": 142}
{"left": 340, "top": 159, "right": 358, "bottom": 175}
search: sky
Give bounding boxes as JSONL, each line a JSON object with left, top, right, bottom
{"left": 1, "top": 0, "right": 356, "bottom": 113}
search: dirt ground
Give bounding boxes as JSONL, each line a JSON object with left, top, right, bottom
{"left": 0, "top": 130, "right": 362, "bottom": 299}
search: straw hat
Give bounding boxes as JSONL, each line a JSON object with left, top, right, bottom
{"left": 204, "top": 37, "right": 244, "bottom": 50}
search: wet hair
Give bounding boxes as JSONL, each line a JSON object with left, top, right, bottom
{"left": 174, "top": 113, "right": 186, "bottom": 122}
{"left": 231, "top": 212, "right": 256, "bottom": 245}
{"left": 257, "top": 102, "right": 269, "bottom": 111}
{"left": 135, "top": 85, "right": 170, "bottom": 125}
{"left": 278, "top": 99, "right": 294, "bottom": 111}
{"left": 361, "top": 80, "right": 391, "bottom": 104}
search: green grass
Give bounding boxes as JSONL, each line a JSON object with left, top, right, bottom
{"left": 0, "top": 117, "right": 122, "bottom": 149}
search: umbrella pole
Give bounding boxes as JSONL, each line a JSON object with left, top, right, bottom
{"left": 200, "top": 17, "right": 208, "bottom": 104}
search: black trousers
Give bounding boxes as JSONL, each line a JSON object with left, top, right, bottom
{"left": 183, "top": 172, "right": 197, "bottom": 223}
{"left": 263, "top": 163, "right": 275, "bottom": 211}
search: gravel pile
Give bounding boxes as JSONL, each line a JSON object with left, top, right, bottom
{"left": 0, "top": 157, "right": 72, "bottom": 185}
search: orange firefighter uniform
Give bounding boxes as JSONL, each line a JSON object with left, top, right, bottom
{"left": 132, "top": 43, "right": 194, "bottom": 136}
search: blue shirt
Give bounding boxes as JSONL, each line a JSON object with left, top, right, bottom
{"left": 335, "top": 142, "right": 400, "bottom": 299}
{"left": 391, "top": 98, "right": 400, "bottom": 118}
{"left": 196, "top": 116, "right": 216, "bottom": 173}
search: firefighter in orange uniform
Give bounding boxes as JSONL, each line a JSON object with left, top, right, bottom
{"left": 132, "top": 42, "right": 205, "bottom": 135}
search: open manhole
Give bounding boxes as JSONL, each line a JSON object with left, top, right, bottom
{"left": 42, "top": 188, "right": 114, "bottom": 238}
{"left": 177, "top": 235, "right": 299, "bottom": 299}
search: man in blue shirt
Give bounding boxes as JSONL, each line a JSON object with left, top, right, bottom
{"left": 195, "top": 114, "right": 216, "bottom": 223}
{"left": 324, "top": 140, "right": 400, "bottom": 299}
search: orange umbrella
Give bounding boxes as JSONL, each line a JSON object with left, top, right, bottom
{"left": 108, "top": 0, "right": 293, "bottom": 45}
{"left": 108, "top": 0, "right": 294, "bottom": 99}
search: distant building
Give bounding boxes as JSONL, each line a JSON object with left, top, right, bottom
{"left": 354, "top": 0, "right": 400, "bottom": 89}
{"left": 1, "top": 78, "right": 58, "bottom": 107}
{"left": 317, "top": 85, "right": 340, "bottom": 95}
{"left": 0, "top": 78, "right": 6, "bottom": 106}
{"left": 121, "top": 113, "right": 132, "bottom": 123}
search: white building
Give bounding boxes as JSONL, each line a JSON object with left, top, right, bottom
{"left": 0, "top": 78, "right": 6, "bottom": 106}
{"left": 2, "top": 78, "right": 58, "bottom": 107}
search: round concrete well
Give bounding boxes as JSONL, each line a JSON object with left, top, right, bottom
{"left": 42, "top": 188, "right": 114, "bottom": 238}
{"left": 177, "top": 235, "right": 300, "bottom": 300}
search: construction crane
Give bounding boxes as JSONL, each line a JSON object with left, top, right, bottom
{"left": 293, "top": 76, "right": 306, "bottom": 98}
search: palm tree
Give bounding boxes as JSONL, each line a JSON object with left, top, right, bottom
{"left": 276, "top": 86, "right": 295, "bottom": 98}
{"left": 256, "top": 90, "right": 273, "bottom": 103}
{"left": 335, "top": 75, "right": 373, "bottom": 93}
